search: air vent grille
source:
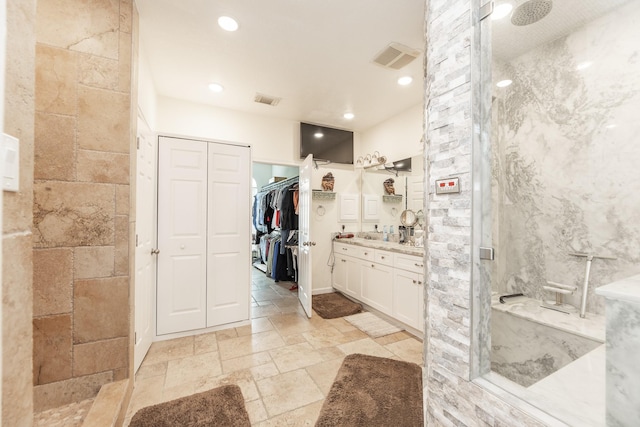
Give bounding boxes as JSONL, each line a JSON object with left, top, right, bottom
{"left": 372, "top": 43, "right": 420, "bottom": 70}
{"left": 254, "top": 93, "right": 281, "bottom": 106}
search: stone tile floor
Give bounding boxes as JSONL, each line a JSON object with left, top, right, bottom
{"left": 33, "top": 397, "right": 94, "bottom": 426}
{"left": 35, "top": 268, "right": 423, "bottom": 426}
{"left": 124, "top": 269, "right": 423, "bottom": 425}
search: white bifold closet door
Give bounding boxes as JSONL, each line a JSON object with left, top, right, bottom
{"left": 206, "top": 143, "right": 250, "bottom": 327}
{"left": 157, "top": 136, "right": 250, "bottom": 335}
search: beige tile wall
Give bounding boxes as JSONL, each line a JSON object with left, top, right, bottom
{"left": 3, "top": 0, "right": 37, "bottom": 425}
{"left": 33, "top": 0, "right": 136, "bottom": 412}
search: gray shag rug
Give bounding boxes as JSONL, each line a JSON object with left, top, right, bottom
{"left": 129, "top": 385, "right": 250, "bottom": 427}
{"left": 312, "top": 292, "right": 362, "bottom": 319}
{"left": 315, "top": 353, "right": 423, "bottom": 427}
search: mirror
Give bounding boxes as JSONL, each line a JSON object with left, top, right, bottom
{"left": 400, "top": 209, "right": 417, "bottom": 227}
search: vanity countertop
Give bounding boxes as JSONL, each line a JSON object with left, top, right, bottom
{"left": 334, "top": 237, "right": 425, "bottom": 257}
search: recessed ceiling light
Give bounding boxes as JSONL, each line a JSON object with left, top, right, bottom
{"left": 576, "top": 61, "right": 593, "bottom": 71}
{"left": 314, "top": 132, "right": 324, "bottom": 139}
{"left": 492, "top": 3, "right": 513, "bottom": 20}
{"left": 218, "top": 16, "right": 239, "bottom": 32}
{"left": 398, "top": 76, "right": 413, "bottom": 86}
{"left": 343, "top": 112, "right": 355, "bottom": 120}
{"left": 208, "top": 83, "right": 224, "bottom": 93}
{"left": 605, "top": 124, "right": 617, "bottom": 129}
{"left": 496, "top": 79, "right": 512, "bottom": 88}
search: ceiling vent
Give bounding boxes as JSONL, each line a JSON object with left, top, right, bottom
{"left": 372, "top": 43, "right": 421, "bottom": 70}
{"left": 254, "top": 93, "right": 281, "bottom": 106}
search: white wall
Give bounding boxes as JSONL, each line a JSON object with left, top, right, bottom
{"left": 138, "top": 41, "right": 158, "bottom": 130}
{"left": 310, "top": 164, "right": 360, "bottom": 294}
{"left": 359, "top": 103, "right": 423, "bottom": 163}
{"left": 156, "top": 96, "right": 305, "bottom": 165}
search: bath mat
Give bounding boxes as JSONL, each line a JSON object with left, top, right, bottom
{"left": 312, "top": 292, "right": 362, "bottom": 319}
{"left": 129, "top": 384, "right": 250, "bottom": 427}
{"left": 344, "top": 311, "right": 402, "bottom": 338}
{"left": 315, "top": 353, "right": 423, "bottom": 427}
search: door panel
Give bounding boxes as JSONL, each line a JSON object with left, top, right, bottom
{"left": 207, "top": 143, "right": 251, "bottom": 327}
{"left": 298, "top": 154, "right": 313, "bottom": 317}
{"left": 134, "top": 118, "right": 155, "bottom": 371}
{"left": 157, "top": 137, "right": 208, "bottom": 334}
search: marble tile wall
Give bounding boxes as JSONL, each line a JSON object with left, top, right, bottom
{"left": 33, "top": 0, "right": 136, "bottom": 412}
{"left": 491, "top": 1, "right": 640, "bottom": 315}
{"left": 3, "top": 0, "right": 37, "bottom": 425}
{"left": 423, "top": 0, "right": 546, "bottom": 425}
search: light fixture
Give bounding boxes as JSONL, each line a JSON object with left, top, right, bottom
{"left": 492, "top": 3, "right": 513, "bottom": 20}
{"left": 208, "top": 82, "right": 224, "bottom": 93}
{"left": 496, "top": 79, "right": 512, "bottom": 88}
{"left": 314, "top": 132, "right": 324, "bottom": 139}
{"left": 397, "top": 76, "right": 413, "bottom": 86}
{"left": 355, "top": 151, "right": 388, "bottom": 169}
{"left": 343, "top": 112, "right": 355, "bottom": 120}
{"left": 218, "top": 16, "right": 239, "bottom": 32}
{"left": 576, "top": 61, "right": 593, "bottom": 71}
{"left": 605, "top": 124, "right": 617, "bottom": 129}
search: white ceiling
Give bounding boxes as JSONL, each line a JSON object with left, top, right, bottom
{"left": 492, "top": 0, "right": 631, "bottom": 61}
{"left": 135, "top": 0, "right": 628, "bottom": 133}
{"left": 135, "top": 0, "right": 425, "bottom": 132}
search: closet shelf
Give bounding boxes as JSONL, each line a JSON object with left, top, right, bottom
{"left": 383, "top": 195, "right": 403, "bottom": 203}
{"left": 312, "top": 190, "right": 336, "bottom": 200}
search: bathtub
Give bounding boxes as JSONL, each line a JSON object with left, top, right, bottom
{"left": 490, "top": 294, "right": 605, "bottom": 387}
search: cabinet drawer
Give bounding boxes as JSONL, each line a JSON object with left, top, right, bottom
{"left": 358, "top": 247, "right": 375, "bottom": 261}
{"left": 394, "top": 253, "right": 425, "bottom": 274}
{"left": 334, "top": 242, "right": 359, "bottom": 258}
{"left": 374, "top": 250, "right": 393, "bottom": 267}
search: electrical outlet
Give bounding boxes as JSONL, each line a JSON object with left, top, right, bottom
{"left": 435, "top": 177, "right": 460, "bottom": 194}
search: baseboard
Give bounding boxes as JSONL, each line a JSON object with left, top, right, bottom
{"left": 312, "top": 287, "right": 334, "bottom": 295}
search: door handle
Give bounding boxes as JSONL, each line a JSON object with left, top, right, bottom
{"left": 151, "top": 248, "right": 160, "bottom": 255}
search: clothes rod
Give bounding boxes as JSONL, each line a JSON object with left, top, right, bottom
{"left": 259, "top": 176, "right": 299, "bottom": 192}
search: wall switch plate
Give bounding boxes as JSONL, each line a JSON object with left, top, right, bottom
{"left": 2, "top": 133, "right": 19, "bottom": 192}
{"left": 435, "top": 177, "right": 459, "bottom": 194}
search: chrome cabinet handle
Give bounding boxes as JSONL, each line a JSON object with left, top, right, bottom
{"left": 151, "top": 248, "right": 160, "bottom": 255}
{"left": 414, "top": 263, "right": 423, "bottom": 267}
{"left": 341, "top": 259, "right": 346, "bottom": 263}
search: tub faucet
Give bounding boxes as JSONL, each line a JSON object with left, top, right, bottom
{"left": 569, "top": 252, "right": 617, "bottom": 318}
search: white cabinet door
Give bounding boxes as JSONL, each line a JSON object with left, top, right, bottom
{"left": 360, "top": 261, "right": 393, "bottom": 315}
{"left": 157, "top": 137, "right": 208, "bottom": 335}
{"left": 333, "top": 254, "right": 348, "bottom": 292}
{"left": 345, "top": 256, "right": 361, "bottom": 299}
{"left": 206, "top": 143, "right": 251, "bottom": 327}
{"left": 393, "top": 269, "right": 424, "bottom": 330}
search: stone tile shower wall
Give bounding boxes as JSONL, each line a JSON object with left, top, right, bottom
{"left": 3, "top": 0, "right": 37, "bottom": 424}
{"left": 424, "top": 0, "right": 545, "bottom": 425}
{"left": 32, "top": 0, "right": 135, "bottom": 411}
{"left": 491, "top": 1, "right": 640, "bottom": 315}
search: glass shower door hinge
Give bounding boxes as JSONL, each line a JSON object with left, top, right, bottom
{"left": 479, "top": 247, "right": 494, "bottom": 260}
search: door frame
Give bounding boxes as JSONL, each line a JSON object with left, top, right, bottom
{"left": 250, "top": 159, "right": 308, "bottom": 318}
